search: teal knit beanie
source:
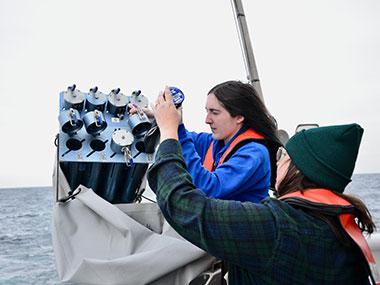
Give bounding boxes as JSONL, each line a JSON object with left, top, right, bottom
{"left": 285, "top": 123, "right": 363, "bottom": 192}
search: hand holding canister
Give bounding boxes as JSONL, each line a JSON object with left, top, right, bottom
{"left": 143, "top": 86, "right": 185, "bottom": 153}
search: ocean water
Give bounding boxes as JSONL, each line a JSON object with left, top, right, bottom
{"left": 0, "top": 173, "right": 379, "bottom": 284}
{"left": 0, "top": 186, "right": 59, "bottom": 285}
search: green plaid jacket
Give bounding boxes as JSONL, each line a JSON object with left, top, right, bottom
{"left": 147, "top": 139, "right": 368, "bottom": 284}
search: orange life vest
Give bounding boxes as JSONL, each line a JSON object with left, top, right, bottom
{"left": 203, "top": 128, "right": 264, "bottom": 171}
{"left": 279, "top": 188, "right": 380, "bottom": 285}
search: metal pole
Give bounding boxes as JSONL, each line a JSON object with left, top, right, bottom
{"left": 55, "top": 134, "right": 60, "bottom": 202}
{"left": 230, "top": 0, "right": 264, "bottom": 101}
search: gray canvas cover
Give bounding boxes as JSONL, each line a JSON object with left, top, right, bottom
{"left": 51, "top": 167, "right": 215, "bottom": 284}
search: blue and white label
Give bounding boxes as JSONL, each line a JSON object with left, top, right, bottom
{"left": 169, "top": 86, "right": 185, "bottom": 105}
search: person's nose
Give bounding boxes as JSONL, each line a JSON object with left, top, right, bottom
{"left": 205, "top": 113, "right": 212, "bottom": 124}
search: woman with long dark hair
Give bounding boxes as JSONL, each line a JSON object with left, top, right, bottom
{"left": 276, "top": 156, "right": 375, "bottom": 247}
{"left": 177, "top": 80, "right": 282, "bottom": 202}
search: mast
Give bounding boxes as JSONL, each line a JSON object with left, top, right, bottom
{"left": 230, "top": 0, "right": 264, "bottom": 101}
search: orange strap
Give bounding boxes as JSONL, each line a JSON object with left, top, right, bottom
{"left": 280, "top": 188, "right": 351, "bottom": 206}
{"left": 280, "top": 189, "right": 377, "bottom": 273}
{"left": 203, "top": 128, "right": 264, "bottom": 171}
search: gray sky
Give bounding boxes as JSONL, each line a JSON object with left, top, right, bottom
{"left": 1, "top": 0, "right": 379, "bottom": 188}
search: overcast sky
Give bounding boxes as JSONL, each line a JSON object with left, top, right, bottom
{"left": 1, "top": 0, "right": 379, "bottom": 188}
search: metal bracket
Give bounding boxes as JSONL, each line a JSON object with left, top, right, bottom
{"left": 57, "top": 187, "right": 82, "bottom": 203}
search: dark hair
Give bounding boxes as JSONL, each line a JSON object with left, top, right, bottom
{"left": 277, "top": 160, "right": 376, "bottom": 246}
{"left": 208, "top": 81, "right": 279, "bottom": 143}
{"left": 208, "top": 80, "right": 282, "bottom": 187}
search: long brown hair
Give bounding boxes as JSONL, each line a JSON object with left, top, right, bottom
{"left": 277, "top": 161, "right": 376, "bottom": 246}
{"left": 208, "top": 81, "right": 280, "bottom": 144}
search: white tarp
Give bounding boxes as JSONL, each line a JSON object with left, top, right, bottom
{"left": 51, "top": 171, "right": 215, "bottom": 284}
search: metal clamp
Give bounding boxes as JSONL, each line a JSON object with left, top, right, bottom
{"left": 69, "top": 108, "right": 78, "bottom": 126}
{"left": 122, "top": 146, "right": 133, "bottom": 167}
{"left": 94, "top": 110, "right": 103, "bottom": 127}
{"left": 133, "top": 104, "right": 146, "bottom": 120}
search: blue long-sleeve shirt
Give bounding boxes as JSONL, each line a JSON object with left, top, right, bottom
{"left": 178, "top": 124, "right": 270, "bottom": 203}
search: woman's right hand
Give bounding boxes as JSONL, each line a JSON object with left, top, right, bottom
{"left": 128, "top": 103, "right": 155, "bottom": 122}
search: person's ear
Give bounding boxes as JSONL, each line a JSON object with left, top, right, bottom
{"left": 236, "top": 115, "right": 245, "bottom": 124}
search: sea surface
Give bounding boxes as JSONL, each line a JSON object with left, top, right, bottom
{"left": 0, "top": 173, "right": 379, "bottom": 284}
